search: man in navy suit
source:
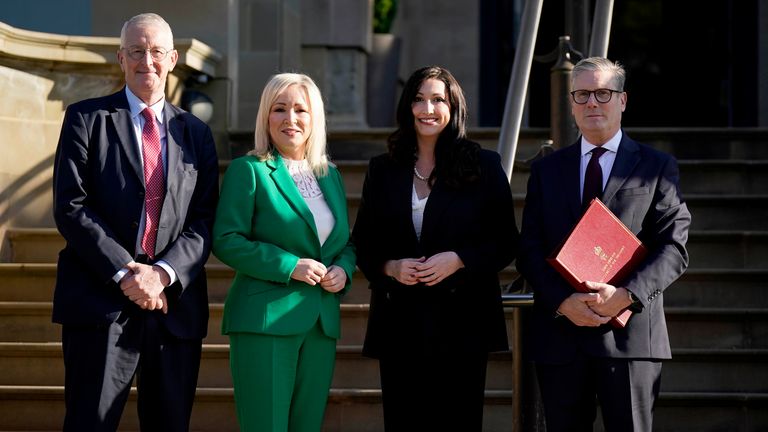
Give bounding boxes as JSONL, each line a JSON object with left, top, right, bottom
{"left": 52, "top": 13, "right": 218, "bottom": 431}
{"left": 517, "top": 57, "right": 690, "bottom": 431}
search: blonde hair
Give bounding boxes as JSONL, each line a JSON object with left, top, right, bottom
{"left": 251, "top": 73, "right": 329, "bottom": 177}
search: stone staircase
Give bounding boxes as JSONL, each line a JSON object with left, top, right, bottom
{"left": 0, "top": 128, "right": 767, "bottom": 431}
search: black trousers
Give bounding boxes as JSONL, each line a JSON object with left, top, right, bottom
{"left": 379, "top": 352, "right": 489, "bottom": 432}
{"left": 61, "top": 309, "right": 202, "bottom": 432}
{"left": 536, "top": 355, "right": 662, "bottom": 432}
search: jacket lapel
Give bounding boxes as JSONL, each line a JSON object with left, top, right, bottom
{"left": 419, "top": 179, "right": 456, "bottom": 245}
{"left": 108, "top": 89, "right": 144, "bottom": 183}
{"left": 560, "top": 142, "right": 583, "bottom": 220}
{"left": 268, "top": 155, "right": 319, "bottom": 239}
{"left": 395, "top": 165, "right": 420, "bottom": 243}
{"left": 155, "top": 103, "right": 185, "bottom": 253}
{"left": 602, "top": 133, "right": 640, "bottom": 205}
{"left": 163, "top": 104, "right": 184, "bottom": 203}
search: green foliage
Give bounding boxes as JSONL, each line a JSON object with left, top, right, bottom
{"left": 373, "top": 0, "right": 398, "bottom": 33}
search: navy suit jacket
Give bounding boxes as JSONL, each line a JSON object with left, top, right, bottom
{"left": 353, "top": 148, "right": 519, "bottom": 358}
{"left": 52, "top": 89, "right": 219, "bottom": 339}
{"left": 517, "top": 131, "right": 690, "bottom": 362}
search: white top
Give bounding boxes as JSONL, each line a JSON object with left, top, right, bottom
{"left": 285, "top": 158, "right": 335, "bottom": 245}
{"left": 411, "top": 184, "right": 429, "bottom": 240}
{"left": 579, "top": 129, "right": 622, "bottom": 201}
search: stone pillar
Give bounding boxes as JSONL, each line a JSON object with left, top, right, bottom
{"left": 759, "top": 1, "right": 768, "bottom": 127}
{"left": 301, "top": 0, "right": 372, "bottom": 129}
{"left": 393, "top": 1, "right": 480, "bottom": 126}
{"left": 236, "top": 0, "right": 302, "bottom": 129}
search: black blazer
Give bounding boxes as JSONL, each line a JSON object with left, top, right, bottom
{"left": 52, "top": 89, "right": 219, "bottom": 339}
{"left": 517, "top": 131, "right": 691, "bottom": 363}
{"left": 353, "top": 147, "right": 519, "bottom": 358}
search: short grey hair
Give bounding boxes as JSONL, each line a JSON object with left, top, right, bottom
{"left": 571, "top": 57, "right": 626, "bottom": 91}
{"left": 120, "top": 13, "right": 174, "bottom": 48}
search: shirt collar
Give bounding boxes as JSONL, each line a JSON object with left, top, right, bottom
{"left": 580, "top": 129, "right": 622, "bottom": 156}
{"left": 125, "top": 86, "right": 165, "bottom": 124}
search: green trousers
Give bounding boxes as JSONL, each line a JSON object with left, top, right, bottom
{"left": 229, "top": 321, "right": 336, "bottom": 432}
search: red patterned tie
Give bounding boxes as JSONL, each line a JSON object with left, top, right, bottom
{"left": 583, "top": 147, "right": 607, "bottom": 207}
{"left": 140, "top": 108, "right": 165, "bottom": 259}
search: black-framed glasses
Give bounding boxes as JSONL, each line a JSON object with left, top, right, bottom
{"left": 570, "top": 88, "right": 623, "bottom": 104}
{"left": 122, "top": 46, "right": 174, "bottom": 62}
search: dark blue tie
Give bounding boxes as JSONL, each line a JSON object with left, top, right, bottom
{"left": 583, "top": 147, "right": 607, "bottom": 206}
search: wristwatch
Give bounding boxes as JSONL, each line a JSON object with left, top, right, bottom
{"left": 627, "top": 290, "right": 644, "bottom": 312}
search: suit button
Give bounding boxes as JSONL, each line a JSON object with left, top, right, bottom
{"left": 132, "top": 221, "right": 139, "bottom": 228}
{"left": 139, "top": 191, "right": 145, "bottom": 197}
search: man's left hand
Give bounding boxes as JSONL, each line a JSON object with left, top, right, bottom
{"left": 584, "top": 281, "right": 633, "bottom": 317}
{"left": 120, "top": 262, "right": 170, "bottom": 313}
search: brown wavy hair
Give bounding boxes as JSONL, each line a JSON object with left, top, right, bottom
{"left": 388, "top": 66, "right": 480, "bottom": 188}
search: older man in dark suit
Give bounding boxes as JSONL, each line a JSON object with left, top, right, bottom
{"left": 517, "top": 57, "right": 690, "bottom": 431}
{"left": 52, "top": 13, "right": 218, "bottom": 431}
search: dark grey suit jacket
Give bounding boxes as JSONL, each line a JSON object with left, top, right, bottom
{"left": 517, "top": 131, "right": 690, "bottom": 363}
{"left": 52, "top": 89, "right": 219, "bottom": 339}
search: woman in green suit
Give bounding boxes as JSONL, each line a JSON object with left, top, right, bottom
{"left": 213, "top": 73, "right": 356, "bottom": 432}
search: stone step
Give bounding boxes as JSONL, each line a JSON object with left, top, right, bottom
{"left": 0, "top": 261, "right": 514, "bottom": 305}
{"left": 4, "top": 298, "right": 765, "bottom": 351}
{"left": 226, "top": 158, "right": 768, "bottom": 206}
{"left": 680, "top": 194, "right": 768, "bottom": 231}
{"left": 0, "top": 265, "right": 764, "bottom": 310}
{"left": 0, "top": 299, "right": 520, "bottom": 345}
{"left": 663, "top": 349, "right": 768, "bottom": 393}
{"left": 676, "top": 160, "right": 768, "bottom": 195}
{"left": 0, "top": 342, "right": 515, "bottom": 392}
{"left": 7, "top": 341, "right": 768, "bottom": 394}
{"left": 662, "top": 269, "right": 768, "bottom": 308}
{"left": 154, "top": 191, "right": 768, "bottom": 233}
{"left": 687, "top": 230, "right": 768, "bottom": 269}
{"left": 666, "top": 307, "right": 768, "bottom": 349}
{"left": 331, "top": 193, "right": 768, "bottom": 233}
{"left": 595, "top": 392, "right": 768, "bottom": 432}
{"left": 0, "top": 385, "right": 513, "bottom": 432}
{"left": 232, "top": 127, "right": 768, "bottom": 161}
{"left": 2, "top": 383, "right": 765, "bottom": 432}
{"left": 345, "top": 159, "right": 768, "bottom": 195}
{"left": 202, "top": 182, "right": 768, "bottom": 231}
{"left": 651, "top": 393, "right": 768, "bottom": 432}
{"left": 8, "top": 228, "right": 768, "bottom": 273}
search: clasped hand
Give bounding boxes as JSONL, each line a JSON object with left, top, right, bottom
{"left": 119, "top": 262, "right": 169, "bottom": 314}
{"left": 291, "top": 258, "right": 347, "bottom": 293}
{"left": 385, "top": 251, "right": 464, "bottom": 286}
{"left": 556, "top": 281, "right": 632, "bottom": 327}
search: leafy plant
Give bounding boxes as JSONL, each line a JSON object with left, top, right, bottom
{"left": 373, "top": 0, "right": 398, "bottom": 33}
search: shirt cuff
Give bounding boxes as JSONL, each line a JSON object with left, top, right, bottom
{"left": 154, "top": 260, "right": 178, "bottom": 286}
{"left": 113, "top": 268, "right": 129, "bottom": 283}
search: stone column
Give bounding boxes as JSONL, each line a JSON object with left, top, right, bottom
{"left": 236, "top": 0, "right": 302, "bottom": 129}
{"left": 300, "top": 0, "right": 372, "bottom": 129}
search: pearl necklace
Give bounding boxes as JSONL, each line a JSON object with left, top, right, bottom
{"left": 413, "top": 166, "right": 431, "bottom": 182}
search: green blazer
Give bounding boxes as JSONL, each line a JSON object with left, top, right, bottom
{"left": 213, "top": 154, "right": 356, "bottom": 339}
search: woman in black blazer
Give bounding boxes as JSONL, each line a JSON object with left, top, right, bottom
{"left": 352, "top": 66, "right": 520, "bottom": 431}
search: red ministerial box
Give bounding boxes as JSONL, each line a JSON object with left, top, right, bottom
{"left": 547, "top": 198, "right": 648, "bottom": 328}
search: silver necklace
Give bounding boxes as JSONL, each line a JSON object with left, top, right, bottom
{"left": 413, "top": 166, "right": 430, "bottom": 182}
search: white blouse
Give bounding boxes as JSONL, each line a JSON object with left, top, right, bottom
{"left": 285, "top": 158, "right": 336, "bottom": 245}
{"left": 411, "top": 184, "right": 429, "bottom": 240}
